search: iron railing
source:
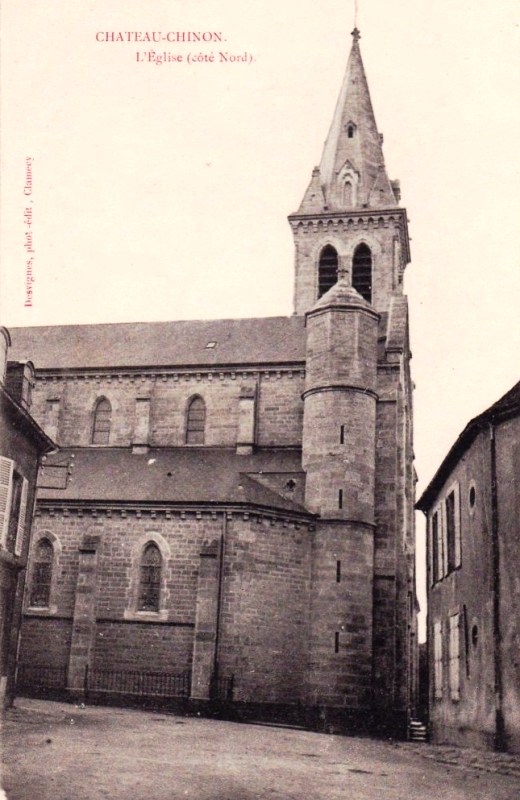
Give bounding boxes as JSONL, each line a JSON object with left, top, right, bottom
{"left": 16, "top": 663, "right": 234, "bottom": 704}
{"left": 16, "top": 664, "right": 68, "bottom": 692}
{"left": 210, "top": 673, "right": 234, "bottom": 702}
{"left": 86, "top": 667, "right": 191, "bottom": 698}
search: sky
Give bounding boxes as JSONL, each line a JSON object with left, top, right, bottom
{"left": 1, "top": 0, "right": 519, "bottom": 637}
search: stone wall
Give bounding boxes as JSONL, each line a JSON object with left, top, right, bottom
{"left": 29, "top": 369, "right": 305, "bottom": 449}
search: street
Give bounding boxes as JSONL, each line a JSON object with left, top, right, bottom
{"left": 2, "top": 699, "right": 520, "bottom": 800}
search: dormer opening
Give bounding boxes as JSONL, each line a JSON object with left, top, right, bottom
{"left": 318, "top": 245, "right": 338, "bottom": 298}
{"left": 352, "top": 243, "right": 372, "bottom": 303}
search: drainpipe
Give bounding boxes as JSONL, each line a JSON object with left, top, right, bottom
{"left": 489, "top": 423, "right": 505, "bottom": 751}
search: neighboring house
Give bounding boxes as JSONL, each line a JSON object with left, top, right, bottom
{"left": 417, "top": 381, "right": 520, "bottom": 753}
{"left": 0, "top": 327, "right": 55, "bottom": 706}
{"left": 8, "top": 30, "right": 418, "bottom": 736}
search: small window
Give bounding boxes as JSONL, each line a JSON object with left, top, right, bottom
{"left": 468, "top": 483, "right": 476, "bottom": 509}
{"left": 186, "top": 396, "right": 206, "bottom": 444}
{"left": 318, "top": 245, "right": 338, "bottom": 298}
{"left": 335, "top": 632, "right": 340, "bottom": 653}
{"left": 336, "top": 560, "right": 341, "bottom": 583}
{"left": 205, "top": 341, "right": 217, "bottom": 349}
{"left": 340, "top": 425, "right": 345, "bottom": 444}
{"left": 92, "top": 398, "right": 111, "bottom": 445}
{"left": 347, "top": 125, "right": 355, "bottom": 139}
{"left": 352, "top": 243, "right": 372, "bottom": 303}
{"left": 338, "top": 489, "right": 343, "bottom": 509}
{"left": 138, "top": 543, "right": 161, "bottom": 612}
{"left": 30, "top": 539, "right": 53, "bottom": 608}
{"left": 471, "top": 624, "right": 479, "bottom": 647}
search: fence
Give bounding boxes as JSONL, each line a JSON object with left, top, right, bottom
{"left": 210, "top": 673, "right": 234, "bottom": 702}
{"left": 15, "top": 664, "right": 68, "bottom": 695}
{"left": 85, "top": 667, "right": 191, "bottom": 699}
{"left": 15, "top": 663, "right": 234, "bottom": 705}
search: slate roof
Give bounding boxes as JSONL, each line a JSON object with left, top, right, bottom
{"left": 38, "top": 447, "right": 311, "bottom": 516}
{"left": 416, "top": 380, "right": 520, "bottom": 511}
{"left": 9, "top": 317, "right": 306, "bottom": 371}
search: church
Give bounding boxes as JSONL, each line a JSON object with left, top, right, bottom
{"left": 9, "top": 29, "right": 418, "bottom": 736}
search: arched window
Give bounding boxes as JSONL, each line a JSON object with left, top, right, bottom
{"left": 352, "top": 243, "right": 372, "bottom": 303}
{"left": 318, "top": 245, "right": 338, "bottom": 298}
{"left": 186, "top": 396, "right": 206, "bottom": 444}
{"left": 347, "top": 125, "right": 355, "bottom": 139}
{"left": 92, "top": 398, "right": 111, "bottom": 445}
{"left": 30, "top": 538, "right": 53, "bottom": 608}
{"left": 138, "top": 542, "right": 161, "bottom": 612}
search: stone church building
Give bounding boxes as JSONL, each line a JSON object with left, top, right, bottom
{"left": 10, "top": 30, "right": 418, "bottom": 735}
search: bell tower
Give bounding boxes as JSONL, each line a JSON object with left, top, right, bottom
{"left": 298, "top": 29, "right": 417, "bottom": 735}
{"left": 289, "top": 29, "right": 411, "bottom": 315}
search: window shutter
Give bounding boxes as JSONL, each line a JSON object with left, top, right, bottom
{"left": 441, "top": 500, "right": 448, "bottom": 578}
{"left": 14, "top": 477, "right": 29, "bottom": 556}
{"left": 449, "top": 613, "right": 461, "bottom": 701}
{"left": 453, "top": 482, "right": 462, "bottom": 568}
{"left": 433, "top": 620, "right": 443, "bottom": 700}
{"left": 434, "top": 506, "right": 444, "bottom": 582}
{"left": 0, "top": 456, "right": 14, "bottom": 546}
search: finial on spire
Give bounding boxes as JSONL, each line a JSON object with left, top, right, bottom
{"left": 351, "top": 28, "right": 361, "bottom": 42}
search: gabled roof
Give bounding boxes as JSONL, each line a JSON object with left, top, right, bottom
{"left": 416, "top": 380, "right": 520, "bottom": 511}
{"left": 38, "top": 447, "right": 311, "bottom": 517}
{"left": 9, "top": 316, "right": 306, "bottom": 372}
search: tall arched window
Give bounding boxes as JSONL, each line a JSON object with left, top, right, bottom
{"left": 138, "top": 542, "right": 161, "bottom": 612}
{"left": 186, "top": 396, "right": 206, "bottom": 444}
{"left": 30, "top": 538, "right": 53, "bottom": 608}
{"left": 352, "top": 243, "right": 372, "bottom": 303}
{"left": 343, "top": 181, "right": 353, "bottom": 206}
{"left": 92, "top": 398, "right": 111, "bottom": 445}
{"left": 318, "top": 245, "right": 338, "bottom": 298}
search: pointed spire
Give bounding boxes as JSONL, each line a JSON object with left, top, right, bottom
{"left": 318, "top": 29, "right": 396, "bottom": 210}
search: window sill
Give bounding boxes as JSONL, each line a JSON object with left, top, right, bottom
{"left": 25, "top": 605, "right": 59, "bottom": 616}
{"left": 123, "top": 609, "right": 169, "bottom": 622}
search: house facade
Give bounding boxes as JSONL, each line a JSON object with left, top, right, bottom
{"left": 8, "top": 30, "right": 418, "bottom": 735}
{"left": 0, "top": 327, "right": 55, "bottom": 706}
{"left": 417, "top": 382, "right": 520, "bottom": 753}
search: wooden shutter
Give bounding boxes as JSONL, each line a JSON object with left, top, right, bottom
{"left": 434, "top": 505, "right": 444, "bottom": 582}
{"left": 0, "top": 457, "right": 14, "bottom": 546}
{"left": 14, "top": 477, "right": 29, "bottom": 556}
{"left": 441, "top": 500, "right": 448, "bottom": 578}
{"left": 453, "top": 482, "right": 462, "bottom": 568}
{"left": 449, "top": 613, "right": 461, "bottom": 701}
{"left": 433, "top": 620, "right": 443, "bottom": 699}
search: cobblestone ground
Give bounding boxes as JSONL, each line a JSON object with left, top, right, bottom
{"left": 1, "top": 699, "right": 520, "bottom": 800}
